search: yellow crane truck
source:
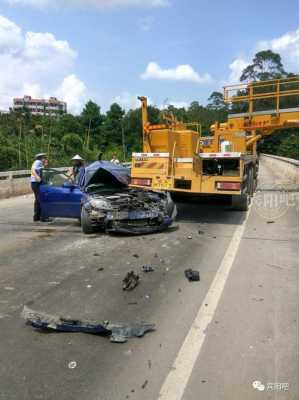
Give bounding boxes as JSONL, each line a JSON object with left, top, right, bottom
{"left": 130, "top": 77, "right": 299, "bottom": 210}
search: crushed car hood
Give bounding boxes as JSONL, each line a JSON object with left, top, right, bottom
{"left": 81, "top": 161, "right": 130, "bottom": 190}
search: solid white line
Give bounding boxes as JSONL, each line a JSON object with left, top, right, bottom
{"left": 158, "top": 209, "right": 251, "bottom": 400}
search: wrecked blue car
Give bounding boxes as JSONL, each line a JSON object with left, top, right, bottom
{"left": 40, "top": 161, "right": 177, "bottom": 234}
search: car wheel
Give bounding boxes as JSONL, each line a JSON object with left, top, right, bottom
{"left": 81, "top": 208, "right": 94, "bottom": 234}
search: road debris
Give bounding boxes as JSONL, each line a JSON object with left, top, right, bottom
{"left": 142, "top": 265, "right": 155, "bottom": 273}
{"left": 22, "top": 306, "right": 155, "bottom": 343}
{"left": 123, "top": 271, "right": 140, "bottom": 291}
{"left": 184, "top": 269, "right": 200, "bottom": 282}
{"left": 141, "top": 380, "right": 148, "bottom": 389}
{"left": 68, "top": 361, "right": 77, "bottom": 369}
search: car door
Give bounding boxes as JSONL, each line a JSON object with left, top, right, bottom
{"left": 39, "top": 169, "right": 82, "bottom": 218}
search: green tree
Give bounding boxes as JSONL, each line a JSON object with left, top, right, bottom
{"left": 102, "top": 103, "right": 125, "bottom": 147}
{"left": 81, "top": 101, "right": 103, "bottom": 129}
{"left": 80, "top": 101, "right": 104, "bottom": 150}
{"left": 62, "top": 133, "right": 83, "bottom": 154}
{"left": 207, "top": 92, "right": 228, "bottom": 111}
{"left": 0, "top": 145, "right": 18, "bottom": 170}
{"left": 240, "top": 50, "right": 286, "bottom": 82}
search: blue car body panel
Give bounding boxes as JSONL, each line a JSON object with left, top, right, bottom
{"left": 40, "top": 162, "right": 130, "bottom": 219}
{"left": 40, "top": 184, "right": 82, "bottom": 219}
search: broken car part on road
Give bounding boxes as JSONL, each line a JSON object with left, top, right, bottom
{"left": 185, "top": 269, "right": 200, "bottom": 282}
{"left": 123, "top": 271, "right": 140, "bottom": 291}
{"left": 22, "top": 306, "right": 155, "bottom": 343}
{"left": 142, "top": 265, "right": 155, "bottom": 273}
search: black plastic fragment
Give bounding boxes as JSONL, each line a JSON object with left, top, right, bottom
{"left": 184, "top": 269, "right": 200, "bottom": 282}
{"left": 122, "top": 271, "right": 140, "bottom": 291}
{"left": 142, "top": 265, "right": 154, "bottom": 273}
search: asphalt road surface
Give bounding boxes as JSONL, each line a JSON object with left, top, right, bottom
{"left": 0, "top": 159, "right": 298, "bottom": 400}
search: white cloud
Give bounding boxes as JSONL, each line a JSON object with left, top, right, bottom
{"left": 7, "top": 0, "right": 170, "bottom": 8}
{"left": 257, "top": 28, "right": 299, "bottom": 68}
{"left": 141, "top": 62, "right": 213, "bottom": 84}
{"left": 167, "top": 101, "right": 189, "bottom": 109}
{"left": 227, "top": 57, "right": 249, "bottom": 83}
{"left": 22, "top": 82, "right": 43, "bottom": 98}
{"left": 0, "top": 14, "right": 87, "bottom": 113}
{"left": 113, "top": 92, "right": 140, "bottom": 110}
{"left": 225, "top": 28, "right": 299, "bottom": 85}
{"left": 24, "top": 32, "right": 76, "bottom": 60}
{"left": 56, "top": 74, "right": 87, "bottom": 114}
{"left": 0, "top": 15, "right": 23, "bottom": 52}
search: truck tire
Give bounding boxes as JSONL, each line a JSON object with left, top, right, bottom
{"left": 232, "top": 193, "right": 250, "bottom": 211}
{"left": 81, "top": 208, "right": 94, "bottom": 234}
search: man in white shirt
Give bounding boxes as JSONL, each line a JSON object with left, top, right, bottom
{"left": 110, "top": 154, "right": 120, "bottom": 165}
{"left": 30, "top": 153, "right": 46, "bottom": 222}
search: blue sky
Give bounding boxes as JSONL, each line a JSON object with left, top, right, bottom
{"left": 0, "top": 0, "right": 299, "bottom": 113}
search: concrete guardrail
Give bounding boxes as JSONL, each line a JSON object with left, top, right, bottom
{"left": 260, "top": 153, "right": 299, "bottom": 189}
{"left": 261, "top": 153, "right": 299, "bottom": 168}
{"left": 0, "top": 167, "right": 68, "bottom": 199}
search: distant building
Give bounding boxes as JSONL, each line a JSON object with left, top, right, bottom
{"left": 12, "top": 96, "right": 67, "bottom": 116}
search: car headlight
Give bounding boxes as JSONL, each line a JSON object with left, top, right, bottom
{"left": 89, "top": 198, "right": 112, "bottom": 210}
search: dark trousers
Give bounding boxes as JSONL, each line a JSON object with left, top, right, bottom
{"left": 31, "top": 182, "right": 41, "bottom": 221}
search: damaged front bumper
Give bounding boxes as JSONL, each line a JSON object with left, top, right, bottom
{"left": 83, "top": 190, "right": 177, "bottom": 234}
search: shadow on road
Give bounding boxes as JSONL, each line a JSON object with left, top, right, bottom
{"left": 173, "top": 194, "right": 247, "bottom": 226}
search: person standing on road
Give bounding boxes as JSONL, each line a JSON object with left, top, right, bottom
{"left": 69, "top": 155, "right": 85, "bottom": 184}
{"left": 110, "top": 154, "right": 120, "bottom": 165}
{"left": 30, "top": 153, "right": 46, "bottom": 222}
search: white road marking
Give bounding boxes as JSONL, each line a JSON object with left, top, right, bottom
{"left": 158, "top": 209, "right": 251, "bottom": 400}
